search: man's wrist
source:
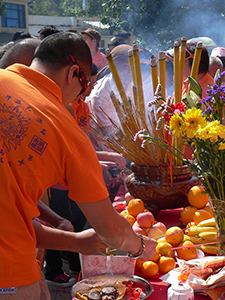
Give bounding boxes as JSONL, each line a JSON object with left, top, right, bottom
{"left": 127, "top": 233, "right": 145, "bottom": 259}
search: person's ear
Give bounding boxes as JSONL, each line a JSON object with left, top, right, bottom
{"left": 68, "top": 64, "right": 79, "bottom": 84}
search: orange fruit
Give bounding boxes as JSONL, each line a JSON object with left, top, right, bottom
{"left": 165, "top": 226, "right": 184, "bottom": 247}
{"left": 124, "top": 214, "right": 136, "bottom": 226}
{"left": 120, "top": 209, "right": 128, "bottom": 217}
{"left": 135, "top": 258, "right": 145, "bottom": 271}
{"left": 193, "top": 209, "right": 212, "bottom": 225}
{"left": 158, "top": 256, "right": 176, "bottom": 274}
{"left": 149, "top": 251, "right": 160, "bottom": 262}
{"left": 165, "top": 248, "right": 175, "bottom": 258}
{"left": 141, "top": 260, "right": 159, "bottom": 276}
{"left": 127, "top": 198, "right": 145, "bottom": 217}
{"left": 156, "top": 242, "right": 172, "bottom": 256}
{"left": 183, "top": 234, "right": 191, "bottom": 242}
{"left": 180, "top": 206, "right": 198, "bottom": 224}
{"left": 187, "top": 185, "right": 209, "bottom": 209}
{"left": 176, "top": 240, "right": 197, "bottom": 260}
{"left": 202, "top": 205, "right": 214, "bottom": 217}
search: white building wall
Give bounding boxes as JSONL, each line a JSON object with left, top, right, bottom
{"left": 28, "top": 15, "right": 112, "bottom": 49}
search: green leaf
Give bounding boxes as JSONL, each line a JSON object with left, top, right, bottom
{"left": 214, "top": 69, "right": 221, "bottom": 81}
{"left": 188, "top": 76, "right": 202, "bottom": 97}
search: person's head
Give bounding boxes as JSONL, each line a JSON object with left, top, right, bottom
{"left": 81, "top": 28, "right": 101, "bottom": 56}
{"left": 115, "top": 30, "right": 131, "bottom": 45}
{"left": 31, "top": 32, "right": 92, "bottom": 105}
{"left": 12, "top": 30, "right": 32, "bottom": 42}
{"left": 209, "top": 56, "right": 223, "bottom": 78}
{"left": 107, "top": 36, "right": 126, "bottom": 51}
{"left": 38, "top": 25, "right": 60, "bottom": 40}
{"left": 0, "top": 38, "right": 41, "bottom": 69}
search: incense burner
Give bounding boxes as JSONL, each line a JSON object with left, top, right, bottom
{"left": 126, "top": 163, "right": 200, "bottom": 216}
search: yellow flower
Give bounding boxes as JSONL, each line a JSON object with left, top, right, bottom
{"left": 183, "top": 108, "right": 207, "bottom": 138}
{"left": 196, "top": 121, "right": 225, "bottom": 142}
{"left": 169, "top": 114, "right": 185, "bottom": 137}
{"left": 219, "top": 142, "right": 225, "bottom": 150}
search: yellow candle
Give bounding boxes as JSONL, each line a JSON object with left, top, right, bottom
{"left": 158, "top": 51, "right": 166, "bottom": 99}
{"left": 150, "top": 55, "right": 158, "bottom": 95}
{"left": 105, "top": 48, "right": 132, "bottom": 117}
{"left": 179, "top": 37, "right": 187, "bottom": 99}
{"left": 133, "top": 44, "right": 146, "bottom": 126}
{"left": 188, "top": 42, "right": 202, "bottom": 94}
{"left": 128, "top": 49, "right": 136, "bottom": 87}
{"left": 174, "top": 41, "right": 180, "bottom": 104}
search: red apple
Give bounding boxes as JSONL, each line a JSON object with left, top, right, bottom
{"left": 136, "top": 211, "right": 154, "bottom": 228}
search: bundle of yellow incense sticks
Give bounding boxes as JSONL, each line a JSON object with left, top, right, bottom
{"left": 88, "top": 40, "right": 203, "bottom": 169}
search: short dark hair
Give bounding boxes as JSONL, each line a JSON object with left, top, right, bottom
{"left": 187, "top": 42, "right": 209, "bottom": 74}
{"left": 0, "top": 38, "right": 41, "bottom": 69}
{"left": 12, "top": 31, "right": 32, "bottom": 41}
{"left": 108, "top": 36, "right": 126, "bottom": 48}
{"left": 38, "top": 25, "right": 60, "bottom": 38}
{"left": 32, "top": 32, "right": 92, "bottom": 76}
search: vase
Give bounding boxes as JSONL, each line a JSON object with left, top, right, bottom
{"left": 125, "top": 163, "right": 200, "bottom": 215}
{"left": 210, "top": 199, "right": 225, "bottom": 256}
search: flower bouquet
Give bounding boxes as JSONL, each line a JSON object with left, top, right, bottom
{"left": 135, "top": 70, "right": 225, "bottom": 254}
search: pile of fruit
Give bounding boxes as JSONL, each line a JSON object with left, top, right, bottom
{"left": 121, "top": 196, "right": 177, "bottom": 277}
{"left": 121, "top": 185, "right": 218, "bottom": 277}
{"left": 181, "top": 185, "right": 219, "bottom": 255}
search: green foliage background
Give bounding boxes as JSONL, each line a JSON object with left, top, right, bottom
{"left": 28, "top": 0, "right": 225, "bottom": 52}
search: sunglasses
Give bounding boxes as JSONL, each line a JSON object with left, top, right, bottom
{"left": 69, "top": 55, "right": 90, "bottom": 94}
{"left": 165, "top": 48, "right": 194, "bottom": 62}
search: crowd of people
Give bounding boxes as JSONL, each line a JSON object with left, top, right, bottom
{"left": 0, "top": 24, "right": 224, "bottom": 300}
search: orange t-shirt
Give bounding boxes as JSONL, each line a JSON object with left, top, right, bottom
{"left": 0, "top": 64, "right": 108, "bottom": 288}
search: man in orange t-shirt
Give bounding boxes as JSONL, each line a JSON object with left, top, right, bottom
{"left": 0, "top": 32, "right": 157, "bottom": 299}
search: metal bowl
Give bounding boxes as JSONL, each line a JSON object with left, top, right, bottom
{"left": 71, "top": 274, "right": 154, "bottom": 300}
